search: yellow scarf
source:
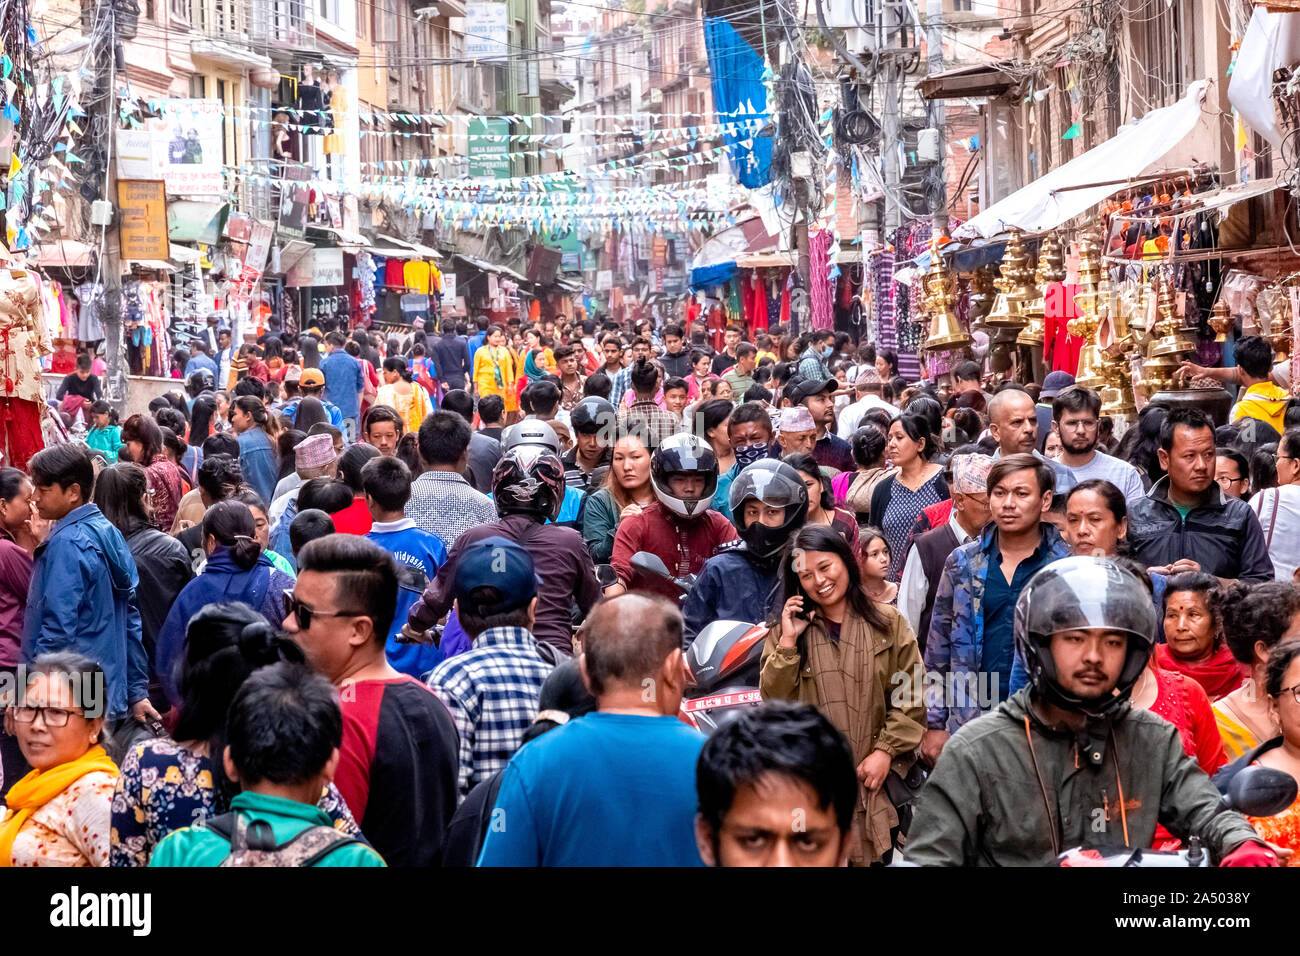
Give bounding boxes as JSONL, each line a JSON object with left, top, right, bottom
{"left": 0, "top": 745, "right": 118, "bottom": 867}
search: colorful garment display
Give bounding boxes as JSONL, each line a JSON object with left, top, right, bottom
{"left": 809, "top": 229, "right": 834, "bottom": 332}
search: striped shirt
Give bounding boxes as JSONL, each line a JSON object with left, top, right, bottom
{"left": 426, "top": 627, "right": 557, "bottom": 797}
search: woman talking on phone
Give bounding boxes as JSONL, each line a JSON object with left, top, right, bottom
{"left": 759, "top": 525, "right": 926, "bottom": 865}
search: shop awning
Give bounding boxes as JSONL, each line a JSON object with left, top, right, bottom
{"left": 168, "top": 201, "right": 230, "bottom": 244}
{"left": 169, "top": 244, "right": 202, "bottom": 264}
{"left": 308, "top": 224, "right": 369, "bottom": 249}
{"left": 1105, "top": 176, "right": 1282, "bottom": 222}
{"left": 123, "top": 259, "right": 175, "bottom": 273}
{"left": 735, "top": 247, "right": 865, "bottom": 269}
{"left": 454, "top": 252, "right": 526, "bottom": 284}
{"left": 375, "top": 233, "right": 442, "bottom": 259}
{"left": 29, "top": 239, "right": 94, "bottom": 268}
{"left": 954, "top": 80, "right": 1211, "bottom": 240}
{"left": 919, "top": 62, "right": 1018, "bottom": 101}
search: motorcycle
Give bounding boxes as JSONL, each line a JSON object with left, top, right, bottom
{"left": 1057, "top": 765, "right": 1297, "bottom": 867}
{"left": 680, "top": 619, "right": 767, "bottom": 733}
{"left": 624, "top": 551, "right": 766, "bottom": 733}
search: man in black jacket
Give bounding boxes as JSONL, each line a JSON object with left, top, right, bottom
{"left": 1126, "top": 406, "right": 1273, "bottom": 584}
{"left": 659, "top": 323, "right": 693, "bottom": 380}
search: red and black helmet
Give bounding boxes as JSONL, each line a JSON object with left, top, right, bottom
{"left": 491, "top": 445, "right": 566, "bottom": 521}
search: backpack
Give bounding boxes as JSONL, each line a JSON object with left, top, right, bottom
{"left": 206, "top": 811, "right": 359, "bottom": 867}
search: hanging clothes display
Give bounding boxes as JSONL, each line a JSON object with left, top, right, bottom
{"left": 403, "top": 260, "right": 432, "bottom": 295}
{"left": 873, "top": 249, "right": 897, "bottom": 357}
{"left": 74, "top": 282, "right": 105, "bottom": 342}
{"left": 809, "top": 229, "right": 834, "bottom": 331}
{"left": 0, "top": 269, "right": 51, "bottom": 470}
{"left": 1043, "top": 281, "right": 1083, "bottom": 374}
{"left": 743, "top": 271, "right": 769, "bottom": 337}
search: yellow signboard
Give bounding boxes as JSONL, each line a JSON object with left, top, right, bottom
{"left": 118, "top": 180, "right": 169, "bottom": 261}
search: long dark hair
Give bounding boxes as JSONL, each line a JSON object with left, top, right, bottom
{"left": 891, "top": 411, "right": 938, "bottom": 461}
{"left": 298, "top": 335, "right": 321, "bottom": 369}
{"left": 189, "top": 394, "right": 218, "bottom": 449}
{"left": 233, "top": 395, "right": 277, "bottom": 443}
{"left": 92, "top": 463, "right": 151, "bottom": 535}
{"left": 294, "top": 396, "right": 329, "bottom": 433}
{"left": 783, "top": 452, "right": 833, "bottom": 513}
{"left": 121, "top": 414, "right": 163, "bottom": 463}
{"left": 202, "top": 500, "right": 263, "bottom": 570}
{"left": 172, "top": 602, "right": 304, "bottom": 801}
{"left": 778, "top": 525, "right": 892, "bottom": 661}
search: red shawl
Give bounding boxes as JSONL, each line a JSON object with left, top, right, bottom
{"left": 1153, "top": 642, "right": 1245, "bottom": 702}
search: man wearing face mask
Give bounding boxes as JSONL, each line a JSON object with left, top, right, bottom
{"left": 683, "top": 460, "right": 809, "bottom": 647}
{"left": 713, "top": 402, "right": 777, "bottom": 522}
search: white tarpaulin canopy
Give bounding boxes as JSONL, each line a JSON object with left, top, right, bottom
{"left": 954, "top": 80, "right": 1210, "bottom": 240}
{"left": 1228, "top": 9, "right": 1300, "bottom": 150}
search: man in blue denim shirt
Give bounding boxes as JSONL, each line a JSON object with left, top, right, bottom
{"left": 922, "top": 453, "right": 1069, "bottom": 766}
{"left": 21, "top": 445, "right": 155, "bottom": 724}
{"left": 320, "top": 331, "right": 364, "bottom": 440}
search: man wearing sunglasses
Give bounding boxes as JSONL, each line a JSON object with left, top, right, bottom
{"left": 283, "top": 534, "right": 459, "bottom": 867}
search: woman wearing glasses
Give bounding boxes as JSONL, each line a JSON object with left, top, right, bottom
{"left": 154, "top": 501, "right": 295, "bottom": 706}
{"left": 0, "top": 654, "right": 118, "bottom": 867}
{"left": 1250, "top": 428, "right": 1300, "bottom": 581}
{"left": 1215, "top": 639, "right": 1300, "bottom": 864}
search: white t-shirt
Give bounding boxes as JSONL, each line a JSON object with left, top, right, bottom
{"left": 837, "top": 394, "right": 896, "bottom": 438}
{"left": 1251, "top": 484, "right": 1300, "bottom": 582}
{"left": 1064, "top": 451, "right": 1146, "bottom": 502}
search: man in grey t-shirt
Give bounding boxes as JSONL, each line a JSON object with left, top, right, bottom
{"left": 1052, "top": 385, "right": 1145, "bottom": 501}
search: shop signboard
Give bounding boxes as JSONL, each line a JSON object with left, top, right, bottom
{"left": 285, "top": 247, "right": 345, "bottom": 288}
{"left": 465, "top": 2, "right": 509, "bottom": 61}
{"left": 117, "top": 180, "right": 169, "bottom": 260}
{"left": 242, "top": 220, "right": 274, "bottom": 282}
{"left": 146, "top": 99, "right": 225, "bottom": 196}
{"left": 278, "top": 164, "right": 312, "bottom": 239}
{"left": 441, "top": 273, "right": 457, "bottom": 308}
{"left": 467, "top": 117, "right": 512, "bottom": 180}
{"left": 596, "top": 270, "right": 613, "bottom": 291}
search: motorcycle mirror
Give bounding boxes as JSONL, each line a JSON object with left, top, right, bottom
{"left": 1219, "top": 766, "right": 1298, "bottom": 818}
{"left": 594, "top": 563, "right": 618, "bottom": 588}
{"left": 631, "top": 551, "right": 672, "bottom": 580}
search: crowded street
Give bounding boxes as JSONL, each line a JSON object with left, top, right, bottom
{"left": 1, "top": 0, "right": 1300, "bottom": 914}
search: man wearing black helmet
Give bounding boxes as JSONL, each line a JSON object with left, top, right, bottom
{"left": 404, "top": 431, "right": 600, "bottom": 656}
{"left": 682, "top": 460, "right": 808, "bottom": 647}
{"left": 563, "top": 395, "right": 616, "bottom": 493}
{"left": 606, "top": 433, "right": 738, "bottom": 601}
{"left": 905, "top": 556, "right": 1275, "bottom": 867}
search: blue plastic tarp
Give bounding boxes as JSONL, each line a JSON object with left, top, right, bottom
{"left": 703, "top": 17, "right": 772, "bottom": 189}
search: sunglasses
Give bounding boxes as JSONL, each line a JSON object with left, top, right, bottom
{"left": 282, "top": 590, "right": 364, "bottom": 630}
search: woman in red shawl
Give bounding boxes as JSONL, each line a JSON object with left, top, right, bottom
{"left": 1156, "top": 572, "right": 1246, "bottom": 701}
{"left": 120, "top": 414, "right": 186, "bottom": 532}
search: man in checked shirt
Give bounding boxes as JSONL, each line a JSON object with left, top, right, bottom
{"left": 425, "top": 537, "right": 558, "bottom": 798}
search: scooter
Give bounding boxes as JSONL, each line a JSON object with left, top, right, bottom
{"left": 1057, "top": 765, "right": 1297, "bottom": 867}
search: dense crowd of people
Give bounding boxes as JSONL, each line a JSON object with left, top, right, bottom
{"left": 3, "top": 312, "right": 1300, "bottom": 867}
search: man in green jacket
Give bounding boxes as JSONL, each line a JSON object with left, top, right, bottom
{"left": 905, "top": 556, "right": 1275, "bottom": 867}
{"left": 151, "top": 662, "right": 385, "bottom": 867}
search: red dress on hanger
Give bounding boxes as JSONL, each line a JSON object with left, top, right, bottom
{"left": 745, "top": 273, "right": 769, "bottom": 337}
{"left": 1044, "top": 281, "right": 1084, "bottom": 374}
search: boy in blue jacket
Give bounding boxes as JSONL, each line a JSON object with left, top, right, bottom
{"left": 22, "top": 445, "right": 156, "bottom": 724}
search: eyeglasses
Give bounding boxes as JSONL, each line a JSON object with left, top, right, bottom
{"left": 282, "top": 590, "right": 365, "bottom": 630}
{"left": 1277, "top": 683, "right": 1300, "bottom": 704}
{"left": 10, "top": 705, "right": 79, "bottom": 727}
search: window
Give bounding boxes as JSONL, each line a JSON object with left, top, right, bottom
{"left": 169, "top": 0, "right": 189, "bottom": 22}
{"left": 189, "top": 74, "right": 206, "bottom": 98}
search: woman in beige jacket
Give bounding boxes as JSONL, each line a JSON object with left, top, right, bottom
{"left": 760, "top": 524, "right": 926, "bottom": 865}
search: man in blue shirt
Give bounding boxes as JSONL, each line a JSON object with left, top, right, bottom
{"left": 362, "top": 456, "right": 447, "bottom": 680}
{"left": 184, "top": 341, "right": 218, "bottom": 380}
{"left": 477, "top": 593, "right": 705, "bottom": 866}
{"left": 465, "top": 317, "right": 488, "bottom": 366}
{"left": 320, "top": 331, "right": 364, "bottom": 441}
